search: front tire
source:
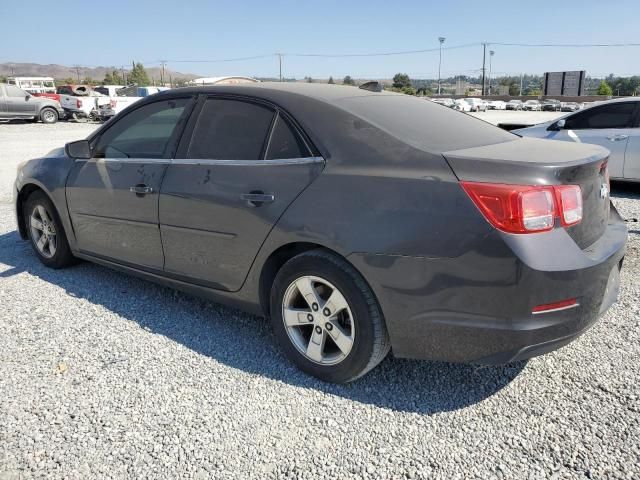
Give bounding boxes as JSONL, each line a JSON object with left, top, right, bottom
{"left": 40, "top": 107, "right": 58, "bottom": 124}
{"left": 270, "top": 250, "right": 390, "bottom": 383}
{"left": 24, "top": 191, "right": 75, "bottom": 268}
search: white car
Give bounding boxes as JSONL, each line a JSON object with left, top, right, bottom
{"left": 465, "top": 98, "right": 487, "bottom": 112}
{"left": 506, "top": 100, "right": 524, "bottom": 110}
{"left": 523, "top": 100, "right": 542, "bottom": 111}
{"left": 453, "top": 99, "right": 472, "bottom": 112}
{"left": 513, "top": 97, "right": 640, "bottom": 182}
{"left": 488, "top": 100, "right": 506, "bottom": 110}
{"left": 431, "top": 98, "right": 455, "bottom": 108}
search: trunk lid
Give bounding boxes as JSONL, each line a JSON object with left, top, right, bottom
{"left": 443, "top": 137, "right": 610, "bottom": 249}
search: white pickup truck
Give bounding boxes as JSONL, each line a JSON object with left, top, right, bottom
{"left": 97, "top": 86, "right": 170, "bottom": 120}
{"left": 59, "top": 92, "right": 111, "bottom": 121}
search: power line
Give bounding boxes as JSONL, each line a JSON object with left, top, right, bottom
{"left": 489, "top": 41, "right": 640, "bottom": 48}
{"left": 283, "top": 43, "right": 481, "bottom": 58}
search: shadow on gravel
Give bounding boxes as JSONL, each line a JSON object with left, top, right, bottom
{"left": 0, "top": 230, "right": 525, "bottom": 414}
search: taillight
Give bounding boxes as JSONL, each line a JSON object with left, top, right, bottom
{"left": 461, "top": 182, "right": 582, "bottom": 234}
{"left": 556, "top": 185, "right": 582, "bottom": 226}
{"left": 76, "top": 99, "right": 83, "bottom": 108}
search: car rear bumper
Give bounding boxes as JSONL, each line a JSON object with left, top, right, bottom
{"left": 348, "top": 205, "right": 627, "bottom": 364}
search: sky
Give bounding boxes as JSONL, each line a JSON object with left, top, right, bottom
{"left": 2, "top": 0, "right": 639, "bottom": 79}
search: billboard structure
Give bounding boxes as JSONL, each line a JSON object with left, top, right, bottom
{"left": 543, "top": 71, "right": 586, "bottom": 96}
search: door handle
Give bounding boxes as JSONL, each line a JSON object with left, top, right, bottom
{"left": 240, "top": 192, "right": 275, "bottom": 207}
{"left": 129, "top": 185, "right": 153, "bottom": 195}
{"left": 606, "top": 134, "right": 629, "bottom": 142}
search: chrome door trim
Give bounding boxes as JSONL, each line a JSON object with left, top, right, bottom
{"left": 75, "top": 157, "right": 171, "bottom": 164}
{"left": 170, "top": 156, "right": 324, "bottom": 167}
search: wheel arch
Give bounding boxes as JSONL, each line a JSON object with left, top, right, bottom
{"left": 257, "top": 242, "right": 377, "bottom": 319}
{"left": 16, "top": 183, "right": 49, "bottom": 239}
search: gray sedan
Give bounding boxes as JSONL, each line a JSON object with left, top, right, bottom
{"left": 514, "top": 98, "right": 640, "bottom": 182}
{"left": 14, "top": 84, "right": 626, "bottom": 382}
{"left": 0, "top": 83, "right": 63, "bottom": 123}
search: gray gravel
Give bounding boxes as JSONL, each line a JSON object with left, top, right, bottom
{"left": 0, "top": 123, "right": 639, "bottom": 479}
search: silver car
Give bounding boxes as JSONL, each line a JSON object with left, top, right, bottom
{"left": 513, "top": 98, "right": 640, "bottom": 182}
{"left": 0, "top": 83, "right": 63, "bottom": 123}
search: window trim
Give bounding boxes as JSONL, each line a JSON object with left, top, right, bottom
{"left": 175, "top": 93, "right": 317, "bottom": 161}
{"left": 562, "top": 101, "right": 638, "bottom": 131}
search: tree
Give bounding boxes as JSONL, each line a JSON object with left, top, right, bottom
{"left": 306, "top": 76, "right": 313, "bottom": 83}
{"left": 103, "top": 70, "right": 123, "bottom": 85}
{"left": 392, "top": 73, "right": 411, "bottom": 89}
{"left": 597, "top": 80, "right": 613, "bottom": 96}
{"left": 82, "top": 76, "right": 94, "bottom": 85}
{"left": 128, "top": 62, "right": 150, "bottom": 85}
{"left": 328, "top": 76, "right": 334, "bottom": 84}
{"left": 342, "top": 75, "right": 355, "bottom": 86}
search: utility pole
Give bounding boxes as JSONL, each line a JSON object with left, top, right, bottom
{"left": 160, "top": 60, "right": 166, "bottom": 85}
{"left": 437, "top": 37, "right": 445, "bottom": 95}
{"left": 480, "top": 43, "right": 487, "bottom": 96}
{"left": 277, "top": 53, "right": 283, "bottom": 82}
{"left": 519, "top": 73, "right": 524, "bottom": 96}
{"left": 121, "top": 66, "right": 127, "bottom": 85}
{"left": 74, "top": 65, "right": 81, "bottom": 83}
{"left": 488, "top": 50, "right": 494, "bottom": 95}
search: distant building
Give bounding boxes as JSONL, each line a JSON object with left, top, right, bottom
{"left": 186, "top": 76, "right": 259, "bottom": 86}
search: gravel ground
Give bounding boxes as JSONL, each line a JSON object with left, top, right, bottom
{"left": 0, "top": 122, "right": 639, "bottom": 479}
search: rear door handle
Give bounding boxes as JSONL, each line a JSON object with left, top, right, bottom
{"left": 606, "top": 134, "right": 629, "bottom": 141}
{"left": 240, "top": 192, "right": 275, "bottom": 207}
{"left": 130, "top": 185, "right": 153, "bottom": 195}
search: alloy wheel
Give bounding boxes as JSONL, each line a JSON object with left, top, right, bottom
{"left": 281, "top": 275, "right": 355, "bottom": 365}
{"left": 30, "top": 205, "right": 57, "bottom": 258}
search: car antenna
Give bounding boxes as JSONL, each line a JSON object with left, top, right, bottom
{"left": 359, "top": 81, "right": 384, "bottom": 92}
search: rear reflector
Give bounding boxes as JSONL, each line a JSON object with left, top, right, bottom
{"left": 461, "top": 182, "right": 582, "bottom": 234}
{"left": 532, "top": 298, "right": 578, "bottom": 314}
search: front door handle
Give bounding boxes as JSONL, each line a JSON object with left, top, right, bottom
{"left": 606, "top": 134, "right": 629, "bottom": 142}
{"left": 240, "top": 191, "right": 275, "bottom": 207}
{"left": 130, "top": 185, "right": 153, "bottom": 195}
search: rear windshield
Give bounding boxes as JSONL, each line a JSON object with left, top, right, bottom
{"left": 337, "top": 95, "right": 515, "bottom": 153}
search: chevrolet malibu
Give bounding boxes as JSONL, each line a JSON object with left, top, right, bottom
{"left": 14, "top": 83, "right": 626, "bottom": 383}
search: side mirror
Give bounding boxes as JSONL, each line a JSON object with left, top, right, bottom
{"left": 65, "top": 140, "right": 92, "bottom": 159}
{"left": 25, "top": 95, "right": 30, "bottom": 101}
{"left": 557, "top": 119, "right": 566, "bottom": 129}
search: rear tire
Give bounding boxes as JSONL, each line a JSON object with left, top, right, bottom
{"left": 24, "top": 190, "right": 75, "bottom": 268}
{"left": 40, "top": 108, "right": 58, "bottom": 124}
{"left": 270, "top": 249, "right": 390, "bottom": 383}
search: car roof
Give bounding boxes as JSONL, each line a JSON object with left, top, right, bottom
{"left": 155, "top": 82, "right": 516, "bottom": 155}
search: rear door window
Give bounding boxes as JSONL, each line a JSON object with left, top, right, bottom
{"left": 266, "top": 114, "right": 310, "bottom": 159}
{"left": 565, "top": 102, "right": 636, "bottom": 130}
{"left": 187, "top": 98, "right": 275, "bottom": 160}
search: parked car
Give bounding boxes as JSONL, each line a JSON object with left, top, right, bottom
{"left": 542, "top": 99, "right": 561, "bottom": 111}
{"left": 14, "top": 84, "right": 626, "bottom": 382}
{"left": 93, "top": 85, "right": 125, "bottom": 97}
{"left": 0, "top": 83, "right": 63, "bottom": 123}
{"left": 506, "top": 99, "right": 524, "bottom": 110}
{"left": 523, "top": 100, "right": 542, "bottom": 111}
{"left": 465, "top": 98, "right": 487, "bottom": 112}
{"left": 561, "top": 102, "right": 580, "bottom": 112}
{"left": 488, "top": 100, "right": 506, "bottom": 110}
{"left": 431, "top": 98, "right": 455, "bottom": 108}
{"left": 513, "top": 98, "right": 640, "bottom": 182}
{"left": 453, "top": 98, "right": 472, "bottom": 112}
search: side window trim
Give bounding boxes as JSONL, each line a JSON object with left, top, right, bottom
{"left": 174, "top": 93, "right": 319, "bottom": 160}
